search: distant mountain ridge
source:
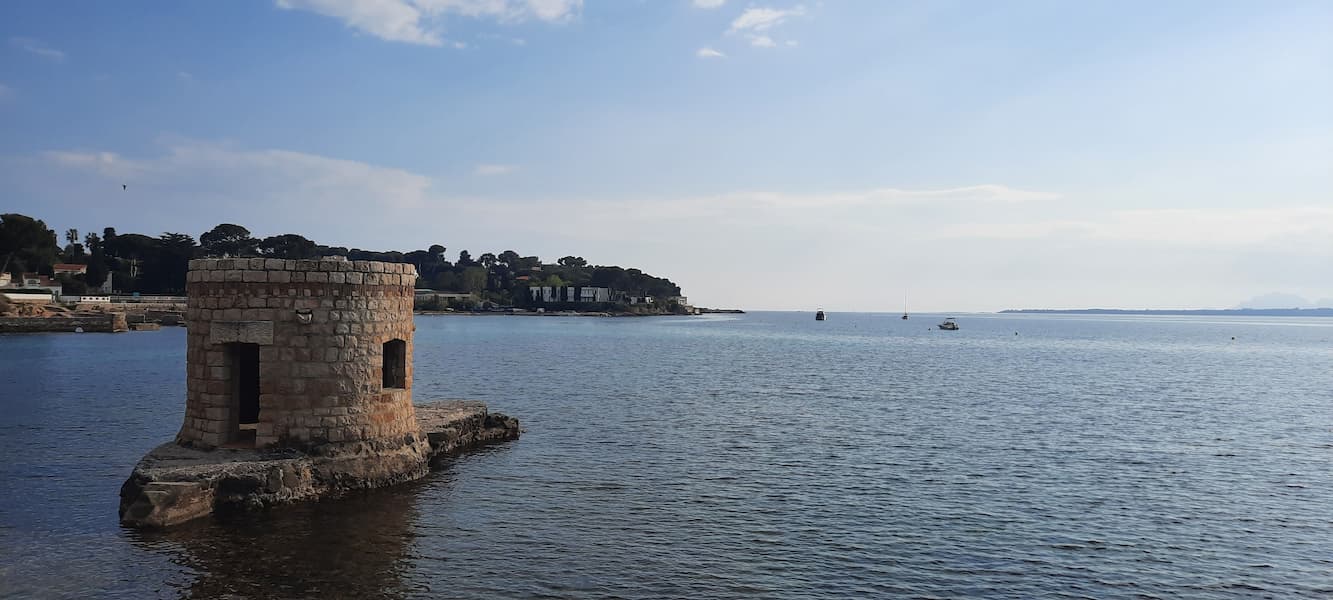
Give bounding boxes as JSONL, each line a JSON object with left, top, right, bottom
{"left": 1001, "top": 308, "right": 1333, "bottom": 317}
{"left": 1236, "top": 292, "right": 1333, "bottom": 310}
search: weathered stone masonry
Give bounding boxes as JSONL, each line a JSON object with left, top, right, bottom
{"left": 178, "top": 258, "right": 420, "bottom": 450}
{"left": 119, "top": 257, "right": 520, "bottom": 528}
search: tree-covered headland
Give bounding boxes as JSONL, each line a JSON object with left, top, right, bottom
{"left": 1, "top": 213, "right": 685, "bottom": 313}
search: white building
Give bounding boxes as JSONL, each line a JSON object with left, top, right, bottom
{"left": 65, "top": 295, "right": 112, "bottom": 304}
{"left": 2, "top": 292, "right": 55, "bottom": 303}
{"left": 4, "top": 273, "right": 62, "bottom": 302}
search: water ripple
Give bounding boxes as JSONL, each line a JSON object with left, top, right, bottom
{"left": 2, "top": 313, "right": 1332, "bottom": 598}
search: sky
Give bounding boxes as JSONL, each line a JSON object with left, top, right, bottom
{"left": 2, "top": 0, "right": 1331, "bottom": 311}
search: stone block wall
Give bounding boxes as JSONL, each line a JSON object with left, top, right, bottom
{"left": 177, "top": 258, "right": 418, "bottom": 449}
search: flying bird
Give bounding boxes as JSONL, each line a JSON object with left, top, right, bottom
{"left": 122, "top": 184, "right": 127, "bottom": 191}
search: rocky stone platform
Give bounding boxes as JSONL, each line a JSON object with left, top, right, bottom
{"left": 119, "top": 400, "right": 519, "bottom": 528}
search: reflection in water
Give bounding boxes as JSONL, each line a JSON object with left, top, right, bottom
{"left": 129, "top": 483, "right": 423, "bottom": 600}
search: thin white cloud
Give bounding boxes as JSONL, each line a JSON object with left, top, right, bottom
{"left": 1099, "top": 208, "right": 1333, "bottom": 245}
{"left": 693, "top": 0, "right": 726, "bottom": 8}
{"left": 932, "top": 207, "right": 1333, "bottom": 246}
{"left": 748, "top": 35, "right": 776, "bottom": 48}
{"left": 43, "top": 140, "right": 433, "bottom": 210}
{"left": 720, "top": 6, "right": 804, "bottom": 52}
{"left": 276, "top": 0, "right": 443, "bottom": 45}
{"left": 44, "top": 151, "right": 149, "bottom": 179}
{"left": 477, "top": 32, "right": 527, "bottom": 46}
{"left": 733, "top": 184, "right": 1060, "bottom": 208}
{"left": 442, "top": 188, "right": 1333, "bottom": 311}
{"left": 19, "top": 145, "right": 1328, "bottom": 310}
{"left": 275, "top": 0, "right": 581, "bottom": 46}
{"left": 696, "top": 47, "right": 726, "bottom": 59}
{"left": 463, "top": 184, "right": 1060, "bottom": 229}
{"left": 474, "top": 163, "right": 518, "bottom": 176}
{"left": 516, "top": 0, "right": 581, "bottom": 22}
{"left": 728, "top": 6, "right": 805, "bottom": 34}
{"left": 414, "top": 0, "right": 581, "bottom": 22}
{"left": 10, "top": 37, "right": 65, "bottom": 61}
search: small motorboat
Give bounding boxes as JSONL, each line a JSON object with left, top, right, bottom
{"left": 937, "top": 318, "right": 958, "bottom": 330}
{"left": 815, "top": 310, "right": 826, "bottom": 321}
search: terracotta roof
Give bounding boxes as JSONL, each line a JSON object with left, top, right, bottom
{"left": 53, "top": 263, "right": 87, "bottom": 272}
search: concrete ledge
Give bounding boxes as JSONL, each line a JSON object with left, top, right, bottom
{"left": 119, "top": 400, "right": 519, "bottom": 528}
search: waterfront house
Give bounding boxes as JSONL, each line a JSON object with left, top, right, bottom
{"left": 528, "top": 286, "right": 612, "bottom": 303}
{"left": 5, "top": 273, "right": 63, "bottom": 302}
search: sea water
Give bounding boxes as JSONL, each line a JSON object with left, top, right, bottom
{"left": 2, "top": 312, "right": 1331, "bottom": 598}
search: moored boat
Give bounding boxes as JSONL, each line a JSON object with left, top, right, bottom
{"left": 938, "top": 317, "right": 958, "bottom": 330}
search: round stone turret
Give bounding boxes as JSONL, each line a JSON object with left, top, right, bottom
{"left": 178, "top": 257, "right": 418, "bottom": 450}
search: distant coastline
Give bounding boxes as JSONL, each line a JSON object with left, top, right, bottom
{"left": 1001, "top": 308, "right": 1333, "bottom": 317}
{"left": 414, "top": 307, "right": 744, "bottom": 318}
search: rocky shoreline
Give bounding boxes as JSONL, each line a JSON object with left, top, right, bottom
{"left": 119, "top": 400, "right": 519, "bottom": 528}
{"left": 0, "top": 313, "right": 128, "bottom": 333}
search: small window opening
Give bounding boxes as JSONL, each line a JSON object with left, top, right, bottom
{"left": 383, "top": 339, "right": 406, "bottom": 389}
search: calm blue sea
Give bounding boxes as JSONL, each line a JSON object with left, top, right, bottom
{"left": 2, "top": 312, "right": 1332, "bottom": 599}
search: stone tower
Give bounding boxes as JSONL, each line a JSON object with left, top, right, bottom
{"left": 177, "top": 257, "right": 420, "bottom": 451}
